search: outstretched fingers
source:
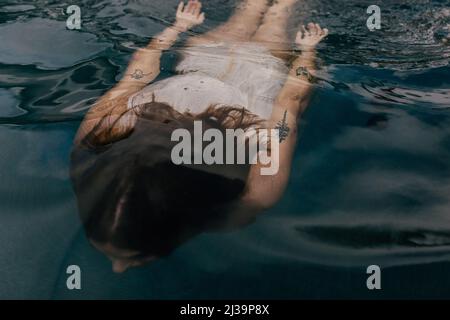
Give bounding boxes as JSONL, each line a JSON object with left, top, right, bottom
{"left": 175, "top": 0, "right": 205, "bottom": 30}
{"left": 178, "top": 0, "right": 202, "bottom": 16}
{"left": 186, "top": 0, "right": 195, "bottom": 13}
{"left": 307, "top": 22, "right": 317, "bottom": 35}
{"left": 187, "top": 0, "right": 201, "bottom": 15}
{"left": 198, "top": 12, "right": 206, "bottom": 23}
{"left": 315, "top": 23, "right": 329, "bottom": 37}
{"left": 177, "top": 1, "right": 184, "bottom": 15}
{"left": 193, "top": 0, "right": 202, "bottom": 16}
{"left": 300, "top": 23, "right": 329, "bottom": 38}
{"left": 295, "top": 22, "right": 329, "bottom": 49}
{"left": 296, "top": 30, "right": 303, "bottom": 42}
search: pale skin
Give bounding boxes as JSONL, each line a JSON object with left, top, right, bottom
{"left": 76, "top": 0, "right": 328, "bottom": 272}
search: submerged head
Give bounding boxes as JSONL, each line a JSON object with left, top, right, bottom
{"left": 71, "top": 102, "right": 262, "bottom": 272}
{"left": 91, "top": 241, "right": 157, "bottom": 273}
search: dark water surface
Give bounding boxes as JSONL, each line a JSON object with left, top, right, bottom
{"left": 1, "top": 0, "right": 450, "bottom": 299}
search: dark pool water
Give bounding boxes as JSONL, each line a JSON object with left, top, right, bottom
{"left": 1, "top": 0, "right": 450, "bottom": 299}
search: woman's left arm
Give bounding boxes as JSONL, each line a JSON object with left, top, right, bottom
{"left": 75, "top": 1, "right": 205, "bottom": 143}
{"left": 241, "top": 23, "right": 328, "bottom": 212}
{"left": 118, "top": 1, "right": 205, "bottom": 91}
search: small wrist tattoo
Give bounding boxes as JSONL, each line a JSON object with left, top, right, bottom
{"left": 296, "top": 66, "right": 314, "bottom": 82}
{"left": 296, "top": 66, "right": 308, "bottom": 76}
{"left": 275, "top": 110, "right": 291, "bottom": 143}
{"left": 128, "top": 69, "right": 152, "bottom": 80}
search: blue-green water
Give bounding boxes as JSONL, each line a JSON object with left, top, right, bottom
{"left": 1, "top": 0, "right": 450, "bottom": 299}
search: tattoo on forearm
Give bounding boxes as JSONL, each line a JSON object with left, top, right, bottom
{"left": 275, "top": 110, "right": 290, "bottom": 143}
{"left": 128, "top": 69, "right": 152, "bottom": 80}
{"left": 296, "top": 66, "right": 308, "bottom": 76}
{"left": 296, "top": 66, "right": 314, "bottom": 82}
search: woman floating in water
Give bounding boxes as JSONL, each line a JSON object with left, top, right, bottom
{"left": 71, "top": 0, "right": 328, "bottom": 272}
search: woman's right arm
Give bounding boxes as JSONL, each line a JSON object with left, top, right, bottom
{"left": 75, "top": 0, "right": 205, "bottom": 144}
{"left": 241, "top": 23, "right": 328, "bottom": 213}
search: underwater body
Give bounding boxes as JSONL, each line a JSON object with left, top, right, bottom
{"left": 0, "top": 0, "right": 450, "bottom": 299}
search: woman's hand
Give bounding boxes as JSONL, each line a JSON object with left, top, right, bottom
{"left": 295, "top": 23, "right": 328, "bottom": 51}
{"left": 174, "top": 0, "right": 205, "bottom": 32}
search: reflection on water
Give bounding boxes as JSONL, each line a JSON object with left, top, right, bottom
{"left": 298, "top": 224, "right": 450, "bottom": 248}
{"left": 0, "top": 0, "right": 450, "bottom": 298}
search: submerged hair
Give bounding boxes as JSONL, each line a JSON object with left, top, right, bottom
{"left": 71, "top": 100, "right": 265, "bottom": 257}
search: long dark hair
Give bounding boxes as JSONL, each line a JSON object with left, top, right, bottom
{"left": 71, "top": 102, "right": 264, "bottom": 257}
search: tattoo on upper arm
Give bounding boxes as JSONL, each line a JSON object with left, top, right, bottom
{"left": 128, "top": 69, "right": 152, "bottom": 80}
{"left": 275, "top": 110, "right": 290, "bottom": 143}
